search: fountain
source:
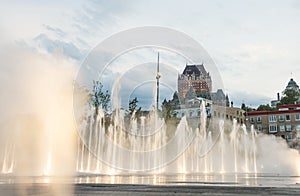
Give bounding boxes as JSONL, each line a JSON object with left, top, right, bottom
{"left": 1, "top": 80, "right": 300, "bottom": 196}
{"left": 0, "top": 58, "right": 300, "bottom": 194}
{"left": 70, "top": 83, "right": 300, "bottom": 177}
{"left": 1, "top": 91, "right": 300, "bottom": 179}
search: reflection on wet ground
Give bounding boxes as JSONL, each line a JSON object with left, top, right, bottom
{"left": 1, "top": 173, "right": 300, "bottom": 186}
{"left": 1, "top": 173, "right": 300, "bottom": 195}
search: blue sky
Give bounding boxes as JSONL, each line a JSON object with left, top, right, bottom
{"left": 1, "top": 0, "right": 300, "bottom": 109}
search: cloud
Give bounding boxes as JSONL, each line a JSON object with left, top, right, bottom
{"left": 33, "top": 33, "right": 84, "bottom": 60}
{"left": 43, "top": 24, "right": 66, "bottom": 37}
{"left": 228, "top": 90, "right": 273, "bottom": 108}
{"left": 2, "top": 0, "right": 300, "bottom": 107}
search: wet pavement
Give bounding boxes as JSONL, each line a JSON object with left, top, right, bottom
{"left": 1, "top": 174, "right": 300, "bottom": 195}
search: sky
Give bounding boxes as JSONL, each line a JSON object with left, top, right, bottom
{"left": 1, "top": 0, "right": 300, "bottom": 109}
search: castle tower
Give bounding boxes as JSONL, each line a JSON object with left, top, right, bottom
{"left": 178, "top": 64, "right": 212, "bottom": 99}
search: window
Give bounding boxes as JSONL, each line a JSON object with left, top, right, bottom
{"left": 269, "top": 115, "right": 277, "bottom": 122}
{"left": 279, "top": 115, "right": 285, "bottom": 122}
{"left": 286, "top": 114, "right": 291, "bottom": 121}
{"left": 286, "top": 134, "right": 293, "bottom": 141}
{"left": 280, "top": 125, "right": 285, "bottom": 132}
{"left": 190, "top": 112, "right": 193, "bottom": 117}
{"left": 296, "top": 125, "right": 300, "bottom": 131}
{"left": 197, "top": 111, "right": 201, "bottom": 117}
{"left": 257, "top": 125, "right": 262, "bottom": 132}
{"left": 250, "top": 117, "right": 254, "bottom": 124}
{"left": 182, "top": 112, "right": 185, "bottom": 117}
{"left": 257, "top": 116, "right": 262, "bottom": 123}
{"left": 269, "top": 125, "right": 277, "bottom": 133}
{"left": 295, "top": 114, "right": 300, "bottom": 121}
{"left": 297, "top": 132, "right": 300, "bottom": 140}
{"left": 286, "top": 125, "right": 292, "bottom": 131}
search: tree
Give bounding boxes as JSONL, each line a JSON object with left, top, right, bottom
{"left": 128, "top": 97, "right": 141, "bottom": 117}
{"left": 257, "top": 104, "right": 275, "bottom": 111}
{"left": 241, "top": 103, "right": 254, "bottom": 112}
{"left": 279, "top": 88, "right": 300, "bottom": 105}
{"left": 161, "top": 99, "right": 177, "bottom": 121}
{"left": 90, "top": 80, "right": 110, "bottom": 114}
{"left": 172, "top": 92, "right": 180, "bottom": 106}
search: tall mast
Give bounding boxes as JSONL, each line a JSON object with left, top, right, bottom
{"left": 156, "top": 52, "right": 160, "bottom": 110}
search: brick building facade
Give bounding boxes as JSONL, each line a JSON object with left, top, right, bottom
{"left": 178, "top": 64, "right": 212, "bottom": 99}
{"left": 246, "top": 104, "right": 300, "bottom": 144}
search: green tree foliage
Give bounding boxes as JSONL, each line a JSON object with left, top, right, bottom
{"left": 241, "top": 103, "right": 254, "bottom": 112}
{"left": 279, "top": 88, "right": 300, "bottom": 105}
{"left": 161, "top": 99, "right": 177, "bottom": 121}
{"left": 256, "top": 104, "right": 275, "bottom": 111}
{"left": 128, "top": 97, "right": 141, "bottom": 118}
{"left": 172, "top": 92, "right": 180, "bottom": 106}
{"left": 90, "top": 80, "right": 110, "bottom": 114}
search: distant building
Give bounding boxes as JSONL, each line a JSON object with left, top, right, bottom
{"left": 270, "top": 78, "right": 300, "bottom": 107}
{"left": 211, "top": 89, "right": 230, "bottom": 107}
{"left": 173, "top": 97, "right": 212, "bottom": 119}
{"left": 246, "top": 104, "right": 300, "bottom": 146}
{"left": 212, "top": 105, "right": 245, "bottom": 124}
{"left": 286, "top": 78, "right": 300, "bottom": 92}
{"left": 271, "top": 93, "right": 280, "bottom": 108}
{"left": 174, "top": 64, "right": 239, "bottom": 122}
{"left": 178, "top": 64, "right": 212, "bottom": 99}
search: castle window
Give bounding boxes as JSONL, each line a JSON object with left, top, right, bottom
{"left": 280, "top": 125, "right": 285, "bottom": 132}
{"left": 286, "top": 114, "right": 291, "bottom": 121}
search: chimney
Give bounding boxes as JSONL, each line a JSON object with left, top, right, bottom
{"left": 277, "top": 92, "right": 280, "bottom": 101}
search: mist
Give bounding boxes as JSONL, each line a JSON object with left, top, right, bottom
{"left": 0, "top": 42, "right": 78, "bottom": 194}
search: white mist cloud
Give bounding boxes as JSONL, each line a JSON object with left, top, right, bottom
{"left": 0, "top": 40, "right": 78, "bottom": 183}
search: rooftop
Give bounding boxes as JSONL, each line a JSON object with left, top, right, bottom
{"left": 247, "top": 104, "right": 300, "bottom": 116}
{"left": 182, "top": 64, "right": 208, "bottom": 76}
{"left": 286, "top": 78, "right": 299, "bottom": 90}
